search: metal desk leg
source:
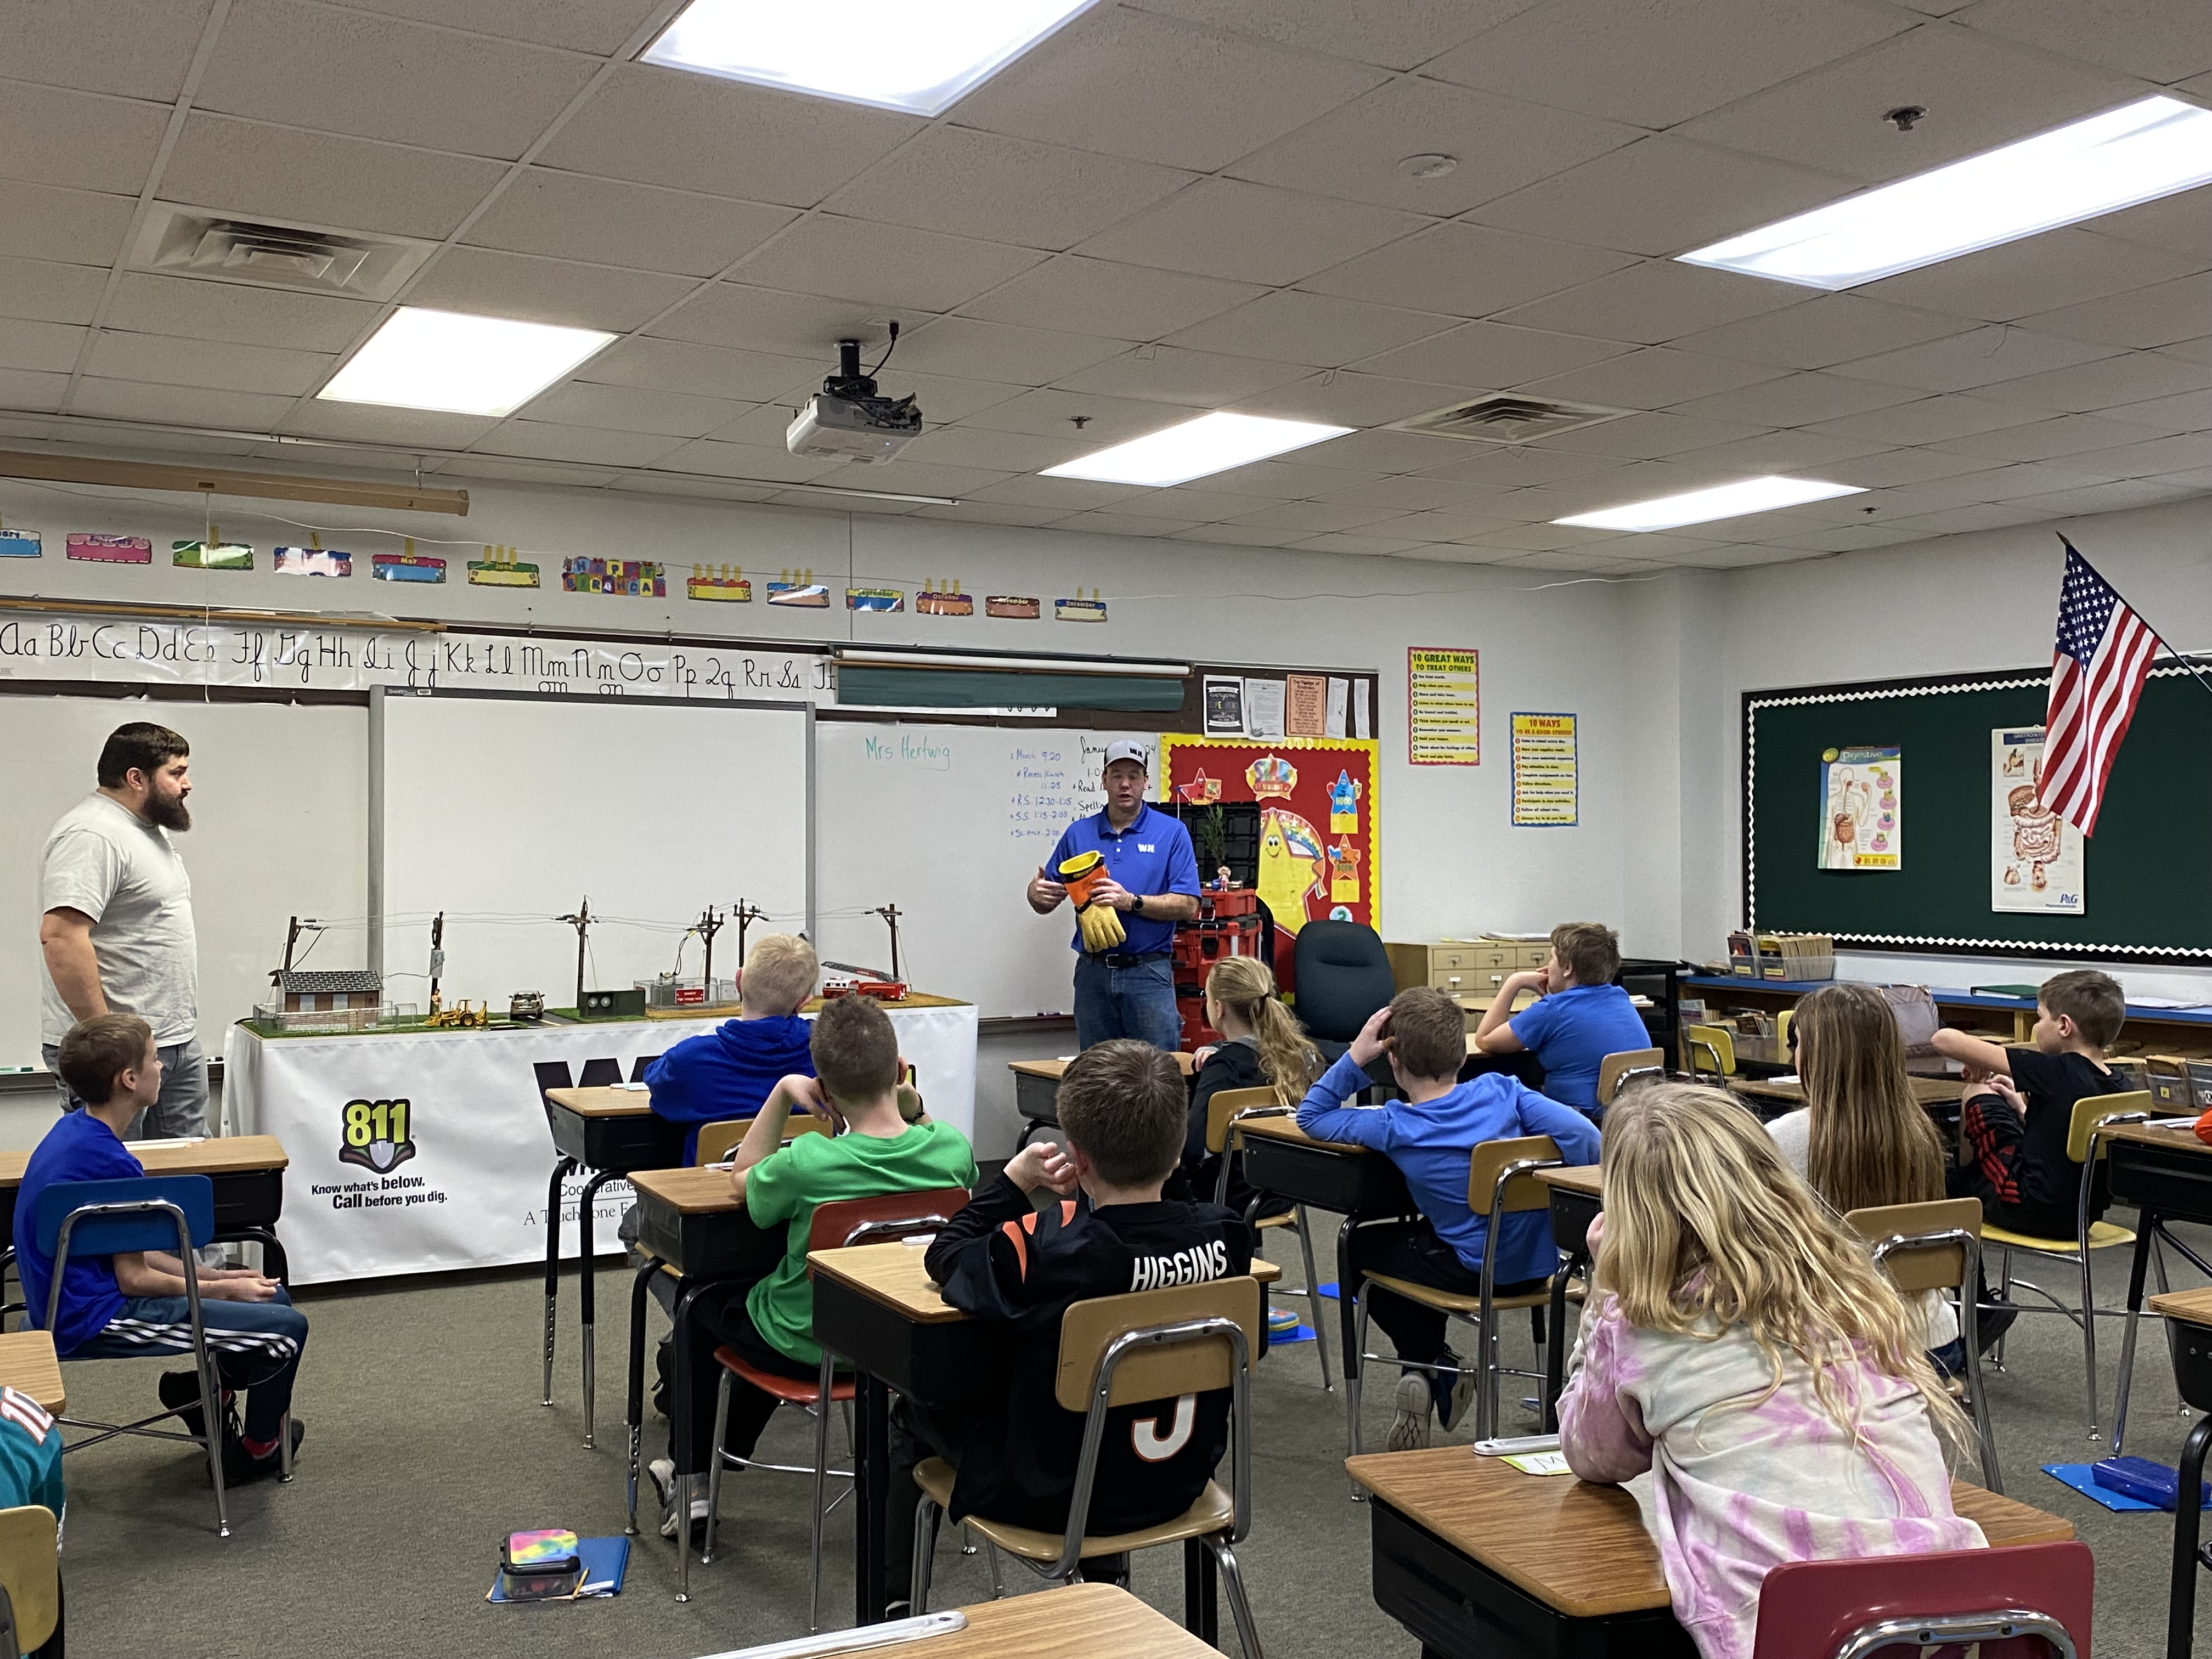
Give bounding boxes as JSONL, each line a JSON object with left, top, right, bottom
{"left": 1183, "top": 1536, "right": 1218, "bottom": 1643}
{"left": 669, "top": 1277, "right": 713, "bottom": 1603}
{"left": 543, "top": 1156, "right": 575, "bottom": 1407}
{"left": 2114, "top": 1216, "right": 2161, "bottom": 1455}
{"left": 1543, "top": 1244, "right": 1585, "bottom": 1434}
{"left": 854, "top": 1370, "right": 890, "bottom": 1626}
{"left": 1337, "top": 1214, "right": 1361, "bottom": 1389}
{"left": 577, "top": 1169, "right": 618, "bottom": 1449}
{"left": 2168, "top": 1413, "right": 2212, "bottom": 1659}
{"left": 626, "top": 1256, "right": 661, "bottom": 1538}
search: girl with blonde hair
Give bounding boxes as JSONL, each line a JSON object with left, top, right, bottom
{"left": 1767, "top": 982, "right": 1961, "bottom": 1370}
{"left": 1180, "top": 955, "right": 1318, "bottom": 1215}
{"left": 1559, "top": 1084, "right": 1982, "bottom": 1659}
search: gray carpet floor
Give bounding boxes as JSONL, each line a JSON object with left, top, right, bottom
{"left": 47, "top": 1210, "right": 2212, "bottom": 1658}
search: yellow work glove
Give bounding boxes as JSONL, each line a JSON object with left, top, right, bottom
{"left": 1058, "top": 850, "right": 1128, "bottom": 953}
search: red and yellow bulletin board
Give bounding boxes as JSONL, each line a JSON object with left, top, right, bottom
{"left": 1158, "top": 735, "right": 1379, "bottom": 936}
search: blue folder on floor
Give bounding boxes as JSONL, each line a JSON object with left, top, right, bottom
{"left": 487, "top": 1534, "right": 631, "bottom": 1602}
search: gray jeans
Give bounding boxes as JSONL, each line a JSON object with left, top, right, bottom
{"left": 42, "top": 1035, "right": 210, "bottom": 1140}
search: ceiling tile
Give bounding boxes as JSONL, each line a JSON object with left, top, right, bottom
{"left": 2011, "top": 478, "right": 2208, "bottom": 516}
{"left": 896, "top": 318, "right": 1132, "bottom": 385}
{"left": 1879, "top": 501, "right": 2057, "bottom": 534}
{"left": 1301, "top": 222, "right": 1635, "bottom": 317}
{"left": 1515, "top": 347, "right": 1785, "bottom": 411}
{"left": 0, "top": 319, "right": 85, "bottom": 375}
{"left": 949, "top": 6, "right": 1383, "bottom": 172}
{"left": 1076, "top": 178, "right": 1427, "bottom": 286}
{"left": 963, "top": 257, "right": 1261, "bottom": 342}
{"left": 1291, "top": 426, "right": 1480, "bottom": 472}
{"left": 2089, "top": 189, "right": 2212, "bottom": 263}
{"left": 1863, "top": 229, "right": 2209, "bottom": 324}
{"left": 0, "top": 83, "right": 167, "bottom": 194}
{"left": 1972, "top": 351, "right": 2212, "bottom": 413}
{"left": 1654, "top": 428, "right": 1892, "bottom": 472}
{"left": 876, "top": 370, "right": 1027, "bottom": 425}
{"left": 198, "top": 0, "right": 598, "bottom": 160}
{"left": 1233, "top": 370, "right": 1477, "bottom": 427}
{"left": 471, "top": 420, "right": 687, "bottom": 466}
{"left": 1227, "top": 500, "right": 1407, "bottom": 533}
{"left": 1167, "top": 291, "right": 1451, "bottom": 372}
{"left": 1049, "top": 510, "right": 1203, "bottom": 537}
{"left": 85, "top": 329, "right": 335, "bottom": 394}
{"left": 731, "top": 217, "right": 1045, "bottom": 314}
{"left": 0, "top": 370, "right": 73, "bottom": 413}
{"left": 646, "top": 438, "right": 846, "bottom": 483}
{"left": 342, "top": 0, "right": 661, "bottom": 53}
{"left": 1195, "top": 457, "right": 1390, "bottom": 495}
{"left": 1676, "top": 21, "right": 2137, "bottom": 183}
{"left": 1809, "top": 392, "right": 2047, "bottom": 443}
{"left": 161, "top": 113, "right": 509, "bottom": 240}
{"left": 1493, "top": 259, "right": 1806, "bottom": 346}
{"left": 1053, "top": 345, "right": 1311, "bottom": 405}
{"left": 2158, "top": 334, "right": 2212, "bottom": 368}
{"left": 823, "top": 458, "right": 1015, "bottom": 499}
{"left": 105, "top": 273, "right": 381, "bottom": 352}
{"left": 1357, "top": 506, "right": 1522, "bottom": 539}
{"left": 826, "top": 127, "right": 1192, "bottom": 251}
{"left": 0, "top": 0, "right": 217, "bottom": 100}
{"left": 539, "top": 64, "right": 922, "bottom": 207}
{"left": 604, "top": 473, "right": 782, "bottom": 503}
{"left": 1120, "top": 0, "right": 1539, "bottom": 71}
{"left": 959, "top": 386, "right": 1208, "bottom": 444}
{"left": 1763, "top": 522, "right": 1932, "bottom": 551}
{"left": 0, "top": 259, "right": 109, "bottom": 327}
{"left": 1423, "top": 0, "right": 1908, "bottom": 128}
{"left": 1932, "top": 411, "right": 2170, "bottom": 461}
{"left": 1291, "top": 531, "right": 1429, "bottom": 555}
{"left": 965, "top": 473, "right": 1150, "bottom": 510}
{"left": 277, "top": 402, "right": 500, "bottom": 448}
{"left": 517, "top": 380, "right": 751, "bottom": 436}
{"left": 1314, "top": 476, "right": 1503, "bottom": 512}
{"left": 1169, "top": 522, "right": 1305, "bottom": 546}
{"left": 1958, "top": 0, "right": 2212, "bottom": 84}
{"left": 1097, "top": 484, "right": 1264, "bottom": 521}
{"left": 570, "top": 335, "right": 820, "bottom": 402}
{"left": 2062, "top": 430, "right": 2212, "bottom": 477}
{"left": 407, "top": 246, "right": 697, "bottom": 331}
{"left": 1351, "top": 317, "right": 1632, "bottom": 387}
{"left": 1542, "top": 410, "right": 1765, "bottom": 456}
{"left": 1227, "top": 77, "right": 1638, "bottom": 217}
{"left": 896, "top": 424, "right": 1093, "bottom": 472}
{"left": 1459, "top": 521, "right": 1629, "bottom": 552}
{"left": 1668, "top": 371, "right": 1923, "bottom": 426}
{"left": 67, "top": 376, "right": 298, "bottom": 427}
{"left": 435, "top": 454, "right": 622, "bottom": 487}
{"left": 910, "top": 501, "right": 1065, "bottom": 527}
{"left": 2015, "top": 270, "right": 2212, "bottom": 351}
{"left": 647, "top": 284, "right": 918, "bottom": 359}
{"left": 464, "top": 170, "right": 796, "bottom": 278}
{"left": 2097, "top": 387, "right": 2212, "bottom": 432}
{"left": 1670, "top": 294, "right": 1969, "bottom": 370}
{"left": 1408, "top": 445, "right": 1622, "bottom": 487}
{"left": 1470, "top": 138, "right": 1850, "bottom": 259}
{"left": 1827, "top": 324, "right": 2119, "bottom": 393}
{"left": 1821, "top": 446, "right": 2006, "bottom": 486}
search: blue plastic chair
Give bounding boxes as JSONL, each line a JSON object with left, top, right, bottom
{"left": 34, "top": 1175, "right": 240, "bottom": 1538}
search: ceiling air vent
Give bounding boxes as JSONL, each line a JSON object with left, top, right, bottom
{"left": 127, "top": 204, "right": 437, "bottom": 301}
{"left": 1388, "top": 396, "right": 1628, "bottom": 445}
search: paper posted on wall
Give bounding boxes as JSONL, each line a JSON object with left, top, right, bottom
{"left": 1816, "top": 745, "right": 1900, "bottom": 870}
{"left": 1992, "top": 727, "right": 2085, "bottom": 914}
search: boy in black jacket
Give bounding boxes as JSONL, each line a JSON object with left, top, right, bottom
{"left": 885, "top": 1039, "right": 1252, "bottom": 1612}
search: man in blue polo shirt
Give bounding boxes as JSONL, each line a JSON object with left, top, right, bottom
{"left": 1028, "top": 741, "right": 1200, "bottom": 1049}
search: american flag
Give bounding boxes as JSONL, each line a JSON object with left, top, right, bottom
{"left": 2041, "top": 540, "right": 2158, "bottom": 836}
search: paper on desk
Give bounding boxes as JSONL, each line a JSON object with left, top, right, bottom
{"left": 616, "top": 1081, "right": 650, "bottom": 1091}
{"left": 1502, "top": 1451, "right": 1575, "bottom": 1476}
{"left": 130, "top": 1137, "right": 206, "bottom": 1149}
{"left": 2129, "top": 997, "right": 2212, "bottom": 1011}
{"left": 1767, "top": 1073, "right": 1801, "bottom": 1085}
{"left": 2150, "top": 1117, "right": 2202, "bottom": 1130}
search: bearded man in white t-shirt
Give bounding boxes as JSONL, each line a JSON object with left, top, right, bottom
{"left": 38, "top": 722, "right": 207, "bottom": 1139}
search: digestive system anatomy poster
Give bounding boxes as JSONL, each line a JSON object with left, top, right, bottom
{"left": 1992, "top": 727, "right": 2084, "bottom": 914}
{"left": 1818, "top": 746, "right": 1900, "bottom": 870}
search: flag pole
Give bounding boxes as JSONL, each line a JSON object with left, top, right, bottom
{"left": 2059, "top": 533, "right": 2212, "bottom": 703}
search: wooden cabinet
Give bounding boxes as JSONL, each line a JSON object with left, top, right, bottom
{"left": 1388, "top": 940, "right": 1550, "bottom": 999}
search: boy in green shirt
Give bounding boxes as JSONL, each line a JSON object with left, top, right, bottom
{"left": 650, "top": 994, "right": 976, "bottom": 1539}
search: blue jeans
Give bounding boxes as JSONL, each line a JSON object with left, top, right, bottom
{"left": 1071, "top": 954, "right": 1182, "bottom": 1052}
{"left": 71, "top": 1290, "right": 307, "bottom": 1443}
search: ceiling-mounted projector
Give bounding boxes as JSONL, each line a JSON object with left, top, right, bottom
{"left": 787, "top": 329, "right": 921, "bottom": 464}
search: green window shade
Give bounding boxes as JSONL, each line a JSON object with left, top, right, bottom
{"left": 837, "top": 664, "right": 1184, "bottom": 712}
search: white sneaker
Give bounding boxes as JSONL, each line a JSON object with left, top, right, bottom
{"left": 1435, "top": 1351, "right": 1477, "bottom": 1434}
{"left": 1386, "top": 1372, "right": 1432, "bottom": 1452}
{"left": 648, "top": 1457, "right": 710, "bottom": 1541}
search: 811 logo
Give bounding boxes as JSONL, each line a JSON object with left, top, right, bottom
{"left": 338, "top": 1097, "right": 417, "bottom": 1173}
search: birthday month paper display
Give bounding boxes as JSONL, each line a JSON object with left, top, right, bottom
{"left": 1159, "top": 735, "right": 1379, "bottom": 938}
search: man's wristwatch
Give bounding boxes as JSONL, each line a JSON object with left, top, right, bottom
{"left": 1131, "top": 893, "right": 1146, "bottom": 917}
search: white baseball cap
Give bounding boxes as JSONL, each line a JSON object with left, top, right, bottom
{"left": 1103, "top": 740, "right": 1150, "bottom": 772}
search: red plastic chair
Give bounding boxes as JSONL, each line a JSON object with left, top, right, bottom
{"left": 1751, "top": 1542, "right": 2093, "bottom": 1659}
{"left": 698, "top": 1186, "right": 972, "bottom": 1625}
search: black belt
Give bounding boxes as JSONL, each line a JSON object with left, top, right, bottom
{"left": 1097, "top": 951, "right": 1170, "bottom": 969}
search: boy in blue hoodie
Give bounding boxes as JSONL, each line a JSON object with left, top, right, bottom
{"left": 1299, "top": 986, "right": 1599, "bottom": 1450}
{"left": 643, "top": 933, "right": 819, "bottom": 1163}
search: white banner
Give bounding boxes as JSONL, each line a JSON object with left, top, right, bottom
{"left": 0, "top": 610, "right": 831, "bottom": 702}
{"left": 223, "top": 1003, "right": 979, "bottom": 1284}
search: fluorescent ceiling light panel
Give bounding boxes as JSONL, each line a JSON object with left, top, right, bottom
{"left": 1042, "top": 412, "right": 1353, "bottom": 487}
{"left": 1680, "top": 95, "right": 2212, "bottom": 291}
{"left": 318, "top": 307, "right": 613, "bottom": 417}
{"left": 1556, "top": 475, "right": 1864, "bottom": 532}
{"left": 642, "top": 0, "right": 1101, "bottom": 117}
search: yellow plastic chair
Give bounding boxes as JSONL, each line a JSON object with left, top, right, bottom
{"left": 1684, "top": 1024, "right": 1736, "bottom": 1085}
{"left": 1596, "top": 1048, "right": 1665, "bottom": 1109}
{"left": 1205, "top": 1086, "right": 1330, "bottom": 1391}
{"left": 1775, "top": 1008, "right": 1794, "bottom": 1052}
{"left": 1847, "top": 1198, "right": 2000, "bottom": 1491}
{"left": 1976, "top": 1090, "right": 2149, "bottom": 1439}
{"left": 692, "top": 1115, "right": 826, "bottom": 1167}
{"left": 0, "top": 1505, "right": 58, "bottom": 1657}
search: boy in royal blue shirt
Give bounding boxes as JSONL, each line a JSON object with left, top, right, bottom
{"left": 1301, "top": 986, "right": 1599, "bottom": 1450}
{"left": 1470, "top": 921, "right": 1650, "bottom": 1118}
{"left": 643, "top": 933, "right": 819, "bottom": 1163}
{"left": 18, "top": 1014, "right": 306, "bottom": 1481}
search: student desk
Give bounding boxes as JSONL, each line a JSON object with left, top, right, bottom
{"left": 2148, "top": 1285, "right": 2212, "bottom": 1658}
{"left": 1008, "top": 1053, "right": 1195, "bottom": 1150}
{"left": 1533, "top": 1165, "right": 1602, "bottom": 1432}
{"left": 1728, "top": 1074, "right": 1966, "bottom": 1110}
{"left": 811, "top": 1240, "right": 1280, "bottom": 1628}
{"left": 1236, "top": 1115, "right": 1415, "bottom": 1387}
{"left": 786, "top": 1583, "right": 1223, "bottom": 1659}
{"left": 2104, "top": 1121, "right": 2212, "bottom": 1455}
{"left": 1346, "top": 1446, "right": 2074, "bottom": 1659}
{"left": 540, "top": 1085, "right": 690, "bottom": 1447}
{"left": 0, "top": 1136, "right": 291, "bottom": 1283}
{"left": 0, "top": 1331, "right": 65, "bottom": 1415}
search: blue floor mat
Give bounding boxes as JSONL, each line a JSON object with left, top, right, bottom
{"left": 2042, "top": 1463, "right": 2160, "bottom": 1512}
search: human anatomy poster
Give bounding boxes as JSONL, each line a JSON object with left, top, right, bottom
{"left": 1817, "top": 746, "right": 1900, "bottom": 870}
{"left": 1992, "top": 727, "right": 2085, "bottom": 913}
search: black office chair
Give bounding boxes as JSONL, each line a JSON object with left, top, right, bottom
{"left": 630, "top": 1054, "right": 662, "bottom": 1082}
{"left": 1293, "top": 921, "right": 1398, "bottom": 1088}
{"left": 579, "top": 1057, "right": 623, "bottom": 1088}
{"left": 533, "top": 1061, "right": 574, "bottom": 1113}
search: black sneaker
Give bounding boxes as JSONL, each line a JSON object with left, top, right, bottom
{"left": 222, "top": 1420, "right": 304, "bottom": 1485}
{"left": 158, "top": 1370, "right": 223, "bottom": 1441}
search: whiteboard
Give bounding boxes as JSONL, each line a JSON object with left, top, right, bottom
{"left": 379, "top": 692, "right": 810, "bottom": 1012}
{"left": 815, "top": 723, "right": 1161, "bottom": 1019}
{"left": 0, "top": 693, "right": 368, "bottom": 1065}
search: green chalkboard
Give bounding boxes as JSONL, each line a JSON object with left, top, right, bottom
{"left": 1745, "top": 664, "right": 2212, "bottom": 964}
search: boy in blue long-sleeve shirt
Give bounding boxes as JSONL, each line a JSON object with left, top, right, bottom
{"left": 1299, "top": 986, "right": 1599, "bottom": 1450}
{"left": 643, "top": 933, "right": 818, "bottom": 1163}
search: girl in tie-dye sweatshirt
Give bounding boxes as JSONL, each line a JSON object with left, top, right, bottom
{"left": 1558, "top": 1083, "right": 1983, "bottom": 1659}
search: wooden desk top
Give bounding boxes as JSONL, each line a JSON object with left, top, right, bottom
{"left": 1008, "top": 1053, "right": 1197, "bottom": 1082}
{"left": 543, "top": 1085, "right": 653, "bottom": 1118}
{"left": 0, "top": 1134, "right": 288, "bottom": 1188}
{"left": 1534, "top": 1165, "right": 1602, "bottom": 1199}
{"left": 1237, "top": 1115, "right": 1370, "bottom": 1155}
{"left": 2151, "top": 1285, "right": 2212, "bottom": 1326}
{"left": 1731, "top": 1075, "right": 1965, "bottom": 1107}
{"left": 1345, "top": 1448, "right": 2073, "bottom": 1620}
{"left": 811, "top": 1584, "right": 1218, "bottom": 1658}
{"left": 808, "top": 1241, "right": 1280, "bottom": 1327}
{"left": 2103, "top": 1120, "right": 2211, "bottom": 1156}
{"left": 629, "top": 1165, "right": 741, "bottom": 1215}
{"left": 0, "top": 1331, "right": 64, "bottom": 1415}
